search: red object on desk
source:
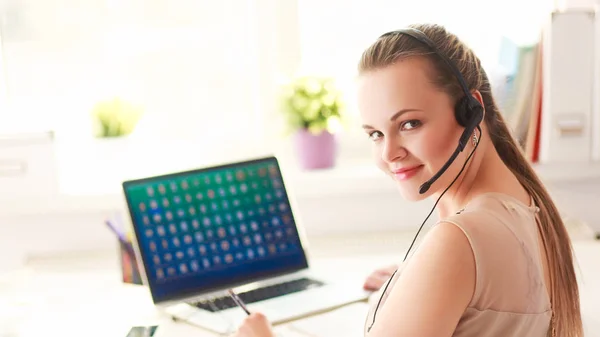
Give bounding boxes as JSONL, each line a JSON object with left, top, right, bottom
{"left": 105, "top": 217, "right": 143, "bottom": 285}
{"left": 119, "top": 240, "right": 143, "bottom": 285}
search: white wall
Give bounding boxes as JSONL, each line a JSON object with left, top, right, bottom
{"left": 0, "top": 29, "right": 6, "bottom": 114}
{"left": 555, "top": 0, "right": 599, "bottom": 9}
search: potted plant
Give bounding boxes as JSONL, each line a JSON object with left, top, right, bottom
{"left": 92, "top": 97, "right": 144, "bottom": 139}
{"left": 89, "top": 97, "right": 144, "bottom": 177}
{"left": 280, "top": 76, "right": 344, "bottom": 170}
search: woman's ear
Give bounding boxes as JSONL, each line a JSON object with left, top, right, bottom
{"left": 471, "top": 90, "right": 485, "bottom": 118}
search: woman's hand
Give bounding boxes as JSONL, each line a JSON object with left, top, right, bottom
{"left": 230, "top": 313, "right": 275, "bottom": 337}
{"left": 363, "top": 264, "right": 398, "bottom": 291}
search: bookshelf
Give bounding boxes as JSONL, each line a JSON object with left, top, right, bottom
{"left": 540, "top": 9, "right": 597, "bottom": 163}
{"left": 496, "top": 9, "right": 600, "bottom": 165}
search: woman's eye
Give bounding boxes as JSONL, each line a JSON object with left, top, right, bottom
{"left": 401, "top": 120, "right": 421, "bottom": 130}
{"left": 368, "top": 131, "right": 383, "bottom": 141}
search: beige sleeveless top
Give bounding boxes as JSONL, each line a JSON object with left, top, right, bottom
{"left": 364, "top": 192, "right": 552, "bottom": 336}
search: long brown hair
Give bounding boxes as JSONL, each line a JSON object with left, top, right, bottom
{"left": 358, "top": 23, "right": 582, "bottom": 337}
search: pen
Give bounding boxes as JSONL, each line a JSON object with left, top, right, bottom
{"left": 104, "top": 219, "right": 128, "bottom": 244}
{"left": 228, "top": 289, "right": 251, "bottom": 315}
{"left": 104, "top": 219, "right": 136, "bottom": 255}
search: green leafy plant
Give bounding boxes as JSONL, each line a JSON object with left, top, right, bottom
{"left": 92, "top": 97, "right": 144, "bottom": 138}
{"left": 280, "top": 76, "right": 345, "bottom": 134}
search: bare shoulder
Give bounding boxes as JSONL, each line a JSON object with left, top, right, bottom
{"left": 367, "top": 218, "right": 477, "bottom": 337}
{"left": 419, "top": 215, "right": 476, "bottom": 261}
{"left": 409, "top": 218, "right": 477, "bottom": 299}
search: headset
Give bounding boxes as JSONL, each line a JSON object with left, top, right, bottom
{"left": 366, "top": 28, "right": 485, "bottom": 333}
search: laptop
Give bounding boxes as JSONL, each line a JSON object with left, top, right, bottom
{"left": 122, "top": 156, "right": 370, "bottom": 334}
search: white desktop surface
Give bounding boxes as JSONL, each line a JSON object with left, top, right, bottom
{"left": 3, "top": 231, "right": 600, "bottom": 337}
{"left": 0, "top": 246, "right": 388, "bottom": 337}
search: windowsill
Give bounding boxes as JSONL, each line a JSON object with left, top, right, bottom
{"left": 2, "top": 144, "right": 600, "bottom": 260}
{"left": 0, "top": 150, "right": 395, "bottom": 217}
{"left": 1, "top": 131, "right": 600, "bottom": 218}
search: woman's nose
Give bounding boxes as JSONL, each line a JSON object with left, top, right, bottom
{"left": 382, "top": 137, "right": 408, "bottom": 163}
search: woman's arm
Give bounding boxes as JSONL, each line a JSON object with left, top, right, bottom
{"left": 230, "top": 313, "right": 275, "bottom": 337}
{"left": 363, "top": 264, "right": 399, "bottom": 291}
{"left": 367, "top": 221, "right": 476, "bottom": 337}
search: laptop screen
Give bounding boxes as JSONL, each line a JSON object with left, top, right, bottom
{"left": 122, "top": 156, "right": 309, "bottom": 303}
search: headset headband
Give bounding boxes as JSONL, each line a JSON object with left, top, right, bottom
{"left": 380, "top": 28, "right": 474, "bottom": 105}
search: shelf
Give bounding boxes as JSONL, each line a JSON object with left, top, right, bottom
{"left": 532, "top": 162, "right": 600, "bottom": 182}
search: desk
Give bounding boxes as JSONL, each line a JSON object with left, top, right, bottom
{"left": 0, "top": 249, "right": 394, "bottom": 337}
{"left": 3, "top": 232, "right": 600, "bottom": 337}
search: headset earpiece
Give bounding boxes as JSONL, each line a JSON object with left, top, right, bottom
{"left": 378, "top": 28, "right": 484, "bottom": 131}
{"left": 469, "top": 99, "right": 485, "bottom": 125}
{"left": 454, "top": 96, "right": 471, "bottom": 127}
{"left": 454, "top": 96, "right": 484, "bottom": 128}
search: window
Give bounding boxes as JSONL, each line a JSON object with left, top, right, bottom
{"left": 0, "top": 0, "right": 556, "bottom": 189}
{"left": 0, "top": 0, "right": 300, "bottom": 154}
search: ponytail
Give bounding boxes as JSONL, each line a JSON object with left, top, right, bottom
{"left": 482, "top": 82, "right": 583, "bottom": 337}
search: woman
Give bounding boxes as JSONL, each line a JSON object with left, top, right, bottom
{"left": 229, "top": 23, "right": 583, "bottom": 337}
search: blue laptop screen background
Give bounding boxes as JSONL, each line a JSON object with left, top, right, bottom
{"left": 123, "top": 157, "right": 308, "bottom": 303}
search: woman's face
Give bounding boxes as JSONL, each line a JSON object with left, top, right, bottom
{"left": 357, "top": 57, "right": 465, "bottom": 201}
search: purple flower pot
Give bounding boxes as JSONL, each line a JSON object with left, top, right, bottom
{"left": 293, "top": 129, "right": 337, "bottom": 170}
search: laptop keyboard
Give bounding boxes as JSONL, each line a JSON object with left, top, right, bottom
{"left": 191, "top": 277, "right": 324, "bottom": 312}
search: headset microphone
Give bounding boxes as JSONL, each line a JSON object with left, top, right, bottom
{"left": 418, "top": 109, "right": 483, "bottom": 194}
{"left": 418, "top": 148, "right": 460, "bottom": 194}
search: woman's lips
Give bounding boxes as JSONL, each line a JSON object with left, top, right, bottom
{"left": 393, "top": 165, "right": 424, "bottom": 181}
